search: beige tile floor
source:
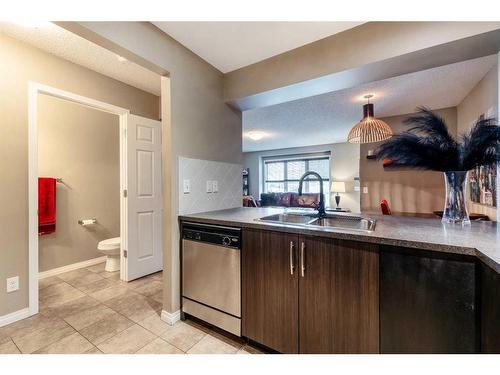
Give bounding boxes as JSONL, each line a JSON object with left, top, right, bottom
{"left": 0, "top": 263, "right": 262, "bottom": 354}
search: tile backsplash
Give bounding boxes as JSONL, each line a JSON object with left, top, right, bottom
{"left": 179, "top": 157, "right": 242, "bottom": 215}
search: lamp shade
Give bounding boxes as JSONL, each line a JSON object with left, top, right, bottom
{"left": 331, "top": 181, "right": 346, "bottom": 193}
{"left": 348, "top": 98, "right": 393, "bottom": 144}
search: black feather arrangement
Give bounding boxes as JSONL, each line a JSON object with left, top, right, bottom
{"left": 376, "top": 107, "right": 500, "bottom": 172}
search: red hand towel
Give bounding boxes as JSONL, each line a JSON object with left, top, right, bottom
{"left": 38, "top": 177, "right": 56, "bottom": 235}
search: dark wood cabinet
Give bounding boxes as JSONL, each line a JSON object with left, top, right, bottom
{"left": 242, "top": 228, "right": 379, "bottom": 353}
{"left": 481, "top": 263, "right": 500, "bottom": 353}
{"left": 242, "top": 228, "right": 500, "bottom": 354}
{"left": 380, "top": 246, "right": 478, "bottom": 353}
{"left": 242, "top": 229, "right": 299, "bottom": 353}
{"left": 299, "top": 236, "right": 379, "bottom": 353}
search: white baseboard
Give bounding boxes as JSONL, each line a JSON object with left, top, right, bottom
{"left": 161, "top": 309, "right": 181, "bottom": 326}
{"left": 0, "top": 307, "right": 32, "bottom": 328}
{"left": 39, "top": 256, "right": 106, "bottom": 279}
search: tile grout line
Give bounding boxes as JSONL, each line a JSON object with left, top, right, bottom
{"left": 131, "top": 334, "right": 162, "bottom": 354}
{"left": 86, "top": 308, "right": 141, "bottom": 349}
{"left": 85, "top": 311, "right": 133, "bottom": 345}
{"left": 7, "top": 270, "right": 188, "bottom": 355}
{"left": 10, "top": 337, "right": 22, "bottom": 354}
{"left": 158, "top": 336, "right": 187, "bottom": 353}
{"left": 57, "top": 278, "right": 126, "bottom": 333}
{"left": 35, "top": 331, "right": 94, "bottom": 354}
{"left": 8, "top": 315, "right": 62, "bottom": 353}
{"left": 20, "top": 324, "right": 77, "bottom": 354}
{"left": 162, "top": 334, "right": 195, "bottom": 353}
{"left": 40, "top": 269, "right": 130, "bottom": 352}
{"left": 182, "top": 332, "right": 208, "bottom": 353}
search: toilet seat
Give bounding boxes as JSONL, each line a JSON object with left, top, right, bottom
{"left": 98, "top": 237, "right": 121, "bottom": 251}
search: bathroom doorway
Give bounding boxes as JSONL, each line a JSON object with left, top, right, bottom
{"left": 28, "top": 83, "right": 163, "bottom": 316}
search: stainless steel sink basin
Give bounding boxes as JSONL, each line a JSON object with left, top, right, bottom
{"left": 257, "top": 213, "right": 317, "bottom": 225}
{"left": 256, "top": 213, "right": 376, "bottom": 233}
{"left": 309, "top": 215, "right": 376, "bottom": 232}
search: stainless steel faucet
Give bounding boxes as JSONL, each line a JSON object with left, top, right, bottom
{"left": 298, "top": 171, "right": 325, "bottom": 217}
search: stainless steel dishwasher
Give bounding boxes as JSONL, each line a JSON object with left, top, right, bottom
{"left": 181, "top": 222, "right": 241, "bottom": 336}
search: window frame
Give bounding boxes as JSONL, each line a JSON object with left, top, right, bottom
{"left": 261, "top": 152, "right": 331, "bottom": 204}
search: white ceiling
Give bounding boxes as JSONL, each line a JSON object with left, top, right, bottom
{"left": 152, "top": 22, "right": 364, "bottom": 73}
{"left": 243, "top": 55, "right": 498, "bottom": 152}
{"left": 0, "top": 22, "right": 161, "bottom": 96}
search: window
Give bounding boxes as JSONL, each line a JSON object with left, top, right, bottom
{"left": 263, "top": 153, "right": 330, "bottom": 205}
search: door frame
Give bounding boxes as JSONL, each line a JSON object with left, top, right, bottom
{"left": 28, "top": 82, "right": 130, "bottom": 316}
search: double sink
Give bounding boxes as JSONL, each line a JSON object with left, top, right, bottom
{"left": 256, "top": 212, "right": 376, "bottom": 233}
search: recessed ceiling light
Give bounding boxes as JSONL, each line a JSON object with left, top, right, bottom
{"left": 117, "top": 55, "right": 128, "bottom": 63}
{"left": 246, "top": 130, "right": 266, "bottom": 141}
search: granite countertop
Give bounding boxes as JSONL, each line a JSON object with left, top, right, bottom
{"left": 179, "top": 207, "right": 500, "bottom": 273}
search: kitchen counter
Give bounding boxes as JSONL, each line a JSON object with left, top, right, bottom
{"left": 179, "top": 207, "right": 500, "bottom": 273}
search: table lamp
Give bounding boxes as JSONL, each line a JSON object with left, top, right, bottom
{"left": 331, "top": 181, "right": 346, "bottom": 210}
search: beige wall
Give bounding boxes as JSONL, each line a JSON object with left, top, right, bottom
{"left": 457, "top": 63, "right": 499, "bottom": 220}
{"left": 76, "top": 22, "right": 242, "bottom": 163}
{"left": 360, "top": 108, "right": 458, "bottom": 214}
{"left": 71, "top": 22, "right": 243, "bottom": 314}
{"left": 243, "top": 142, "right": 361, "bottom": 213}
{"left": 224, "top": 22, "right": 500, "bottom": 102}
{"left": 0, "top": 33, "right": 159, "bottom": 317}
{"left": 38, "top": 95, "right": 120, "bottom": 272}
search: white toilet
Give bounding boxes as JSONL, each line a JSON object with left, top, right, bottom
{"left": 97, "top": 237, "right": 121, "bottom": 272}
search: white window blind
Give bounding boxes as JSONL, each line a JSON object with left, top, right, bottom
{"left": 263, "top": 154, "right": 330, "bottom": 205}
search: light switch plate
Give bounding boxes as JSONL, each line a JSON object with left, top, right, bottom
{"left": 206, "top": 180, "right": 213, "bottom": 193}
{"left": 183, "top": 179, "right": 190, "bottom": 194}
{"left": 363, "top": 186, "right": 369, "bottom": 194}
{"left": 212, "top": 180, "right": 218, "bottom": 193}
{"left": 6, "top": 276, "right": 19, "bottom": 293}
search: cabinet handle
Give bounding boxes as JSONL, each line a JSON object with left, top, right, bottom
{"left": 300, "top": 242, "right": 305, "bottom": 277}
{"left": 289, "top": 241, "right": 295, "bottom": 275}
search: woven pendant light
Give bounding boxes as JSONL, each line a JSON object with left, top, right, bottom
{"left": 348, "top": 95, "right": 393, "bottom": 144}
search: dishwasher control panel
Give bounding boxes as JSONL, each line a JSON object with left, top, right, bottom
{"left": 182, "top": 223, "right": 241, "bottom": 249}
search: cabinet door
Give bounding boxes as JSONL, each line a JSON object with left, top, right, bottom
{"left": 242, "top": 229, "right": 299, "bottom": 353}
{"left": 481, "top": 263, "right": 500, "bottom": 353}
{"left": 298, "top": 236, "right": 379, "bottom": 353}
{"left": 380, "top": 247, "right": 478, "bottom": 353}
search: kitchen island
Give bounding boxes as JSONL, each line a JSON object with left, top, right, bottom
{"left": 179, "top": 207, "right": 500, "bottom": 354}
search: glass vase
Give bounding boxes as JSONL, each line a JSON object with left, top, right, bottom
{"left": 442, "top": 171, "right": 470, "bottom": 225}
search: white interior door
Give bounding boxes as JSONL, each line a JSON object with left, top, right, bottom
{"left": 125, "top": 114, "right": 163, "bottom": 281}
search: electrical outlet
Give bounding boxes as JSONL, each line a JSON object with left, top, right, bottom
{"left": 6, "top": 276, "right": 19, "bottom": 293}
{"left": 183, "top": 179, "right": 190, "bottom": 194}
{"left": 363, "top": 186, "right": 369, "bottom": 194}
{"left": 206, "top": 180, "right": 213, "bottom": 193}
{"left": 212, "top": 180, "right": 218, "bottom": 193}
